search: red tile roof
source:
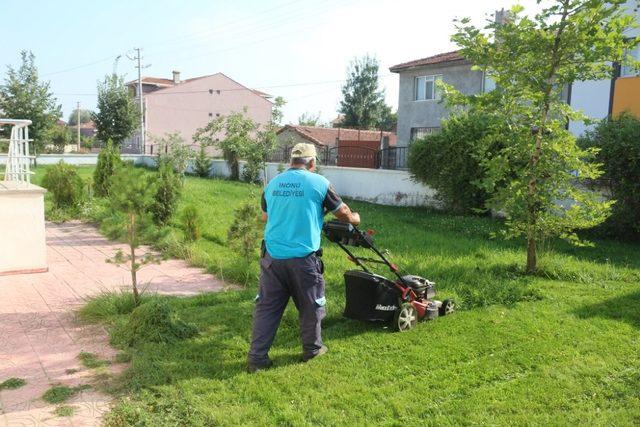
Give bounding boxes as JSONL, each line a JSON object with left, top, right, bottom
{"left": 278, "top": 125, "right": 396, "bottom": 147}
{"left": 389, "top": 50, "right": 465, "bottom": 72}
{"left": 135, "top": 77, "right": 175, "bottom": 86}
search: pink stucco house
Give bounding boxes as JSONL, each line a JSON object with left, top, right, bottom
{"left": 126, "top": 71, "right": 273, "bottom": 153}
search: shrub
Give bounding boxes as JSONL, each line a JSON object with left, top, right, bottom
{"left": 152, "top": 161, "right": 182, "bottom": 226}
{"left": 112, "top": 299, "right": 198, "bottom": 347}
{"left": 579, "top": 113, "right": 640, "bottom": 241}
{"left": 408, "top": 111, "right": 500, "bottom": 214}
{"left": 93, "top": 139, "right": 122, "bottom": 197}
{"left": 193, "top": 145, "right": 212, "bottom": 177}
{"left": 155, "top": 132, "right": 194, "bottom": 176}
{"left": 227, "top": 200, "right": 261, "bottom": 263}
{"left": 181, "top": 204, "right": 202, "bottom": 241}
{"left": 41, "top": 161, "right": 84, "bottom": 209}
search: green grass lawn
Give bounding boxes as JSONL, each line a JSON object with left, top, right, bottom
{"left": 34, "top": 165, "right": 640, "bottom": 425}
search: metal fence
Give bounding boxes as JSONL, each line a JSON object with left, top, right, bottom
{"left": 267, "top": 145, "right": 408, "bottom": 170}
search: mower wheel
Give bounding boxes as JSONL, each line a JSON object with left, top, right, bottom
{"left": 393, "top": 302, "right": 417, "bottom": 332}
{"left": 439, "top": 299, "right": 455, "bottom": 316}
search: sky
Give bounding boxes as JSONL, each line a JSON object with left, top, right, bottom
{"left": 2, "top": 0, "right": 535, "bottom": 125}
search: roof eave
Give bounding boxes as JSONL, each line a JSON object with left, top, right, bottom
{"left": 389, "top": 58, "right": 469, "bottom": 73}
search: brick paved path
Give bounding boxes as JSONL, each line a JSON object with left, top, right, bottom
{"left": 0, "top": 221, "right": 227, "bottom": 426}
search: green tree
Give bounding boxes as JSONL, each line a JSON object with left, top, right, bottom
{"left": 339, "top": 55, "right": 389, "bottom": 130}
{"left": 298, "top": 111, "right": 322, "bottom": 126}
{"left": 195, "top": 98, "right": 285, "bottom": 183}
{"left": 154, "top": 132, "right": 194, "bottom": 176}
{"left": 250, "top": 96, "right": 286, "bottom": 183}
{"left": 194, "top": 110, "right": 256, "bottom": 181}
{"left": 450, "top": 0, "right": 639, "bottom": 272}
{"left": 106, "top": 166, "right": 158, "bottom": 306}
{"left": 378, "top": 105, "right": 397, "bottom": 132}
{"left": 92, "top": 74, "right": 140, "bottom": 146}
{"left": 0, "top": 51, "right": 62, "bottom": 151}
{"left": 93, "top": 140, "right": 122, "bottom": 197}
{"left": 67, "top": 108, "right": 93, "bottom": 126}
{"left": 47, "top": 125, "right": 72, "bottom": 154}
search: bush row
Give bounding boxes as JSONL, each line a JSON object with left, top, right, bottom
{"left": 409, "top": 112, "right": 640, "bottom": 241}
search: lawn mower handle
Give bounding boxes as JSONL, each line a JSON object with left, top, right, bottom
{"left": 322, "top": 220, "right": 407, "bottom": 284}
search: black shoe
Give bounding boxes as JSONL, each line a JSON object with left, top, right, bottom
{"left": 302, "top": 345, "right": 329, "bottom": 362}
{"left": 247, "top": 359, "right": 273, "bottom": 373}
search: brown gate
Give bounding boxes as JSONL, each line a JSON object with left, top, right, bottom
{"left": 336, "top": 140, "right": 379, "bottom": 168}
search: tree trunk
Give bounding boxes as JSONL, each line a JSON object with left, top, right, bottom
{"left": 231, "top": 158, "right": 239, "bottom": 181}
{"left": 129, "top": 213, "right": 139, "bottom": 306}
{"left": 525, "top": 2, "right": 570, "bottom": 274}
{"left": 526, "top": 236, "right": 537, "bottom": 273}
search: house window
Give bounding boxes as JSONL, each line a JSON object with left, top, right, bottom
{"left": 410, "top": 127, "right": 440, "bottom": 141}
{"left": 414, "top": 75, "right": 442, "bottom": 101}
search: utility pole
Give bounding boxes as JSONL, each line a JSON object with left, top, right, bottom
{"left": 76, "top": 101, "right": 81, "bottom": 151}
{"left": 134, "top": 48, "right": 145, "bottom": 153}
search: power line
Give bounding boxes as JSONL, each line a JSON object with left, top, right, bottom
{"left": 37, "top": 0, "right": 343, "bottom": 79}
{"left": 144, "top": 0, "right": 308, "bottom": 54}
{"left": 145, "top": 0, "right": 345, "bottom": 61}
{"left": 41, "top": 55, "right": 117, "bottom": 77}
{"left": 52, "top": 74, "right": 394, "bottom": 97}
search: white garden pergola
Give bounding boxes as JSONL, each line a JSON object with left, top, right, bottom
{"left": 2, "top": 119, "right": 34, "bottom": 184}
{"left": 0, "top": 118, "right": 47, "bottom": 275}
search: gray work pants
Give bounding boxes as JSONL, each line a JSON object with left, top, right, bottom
{"left": 248, "top": 252, "right": 326, "bottom": 365}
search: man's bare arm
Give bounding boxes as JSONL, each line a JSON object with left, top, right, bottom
{"left": 333, "top": 203, "right": 360, "bottom": 226}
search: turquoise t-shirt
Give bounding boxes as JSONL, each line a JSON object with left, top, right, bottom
{"left": 262, "top": 168, "right": 342, "bottom": 259}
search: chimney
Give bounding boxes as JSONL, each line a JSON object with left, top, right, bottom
{"left": 172, "top": 70, "right": 181, "bottom": 84}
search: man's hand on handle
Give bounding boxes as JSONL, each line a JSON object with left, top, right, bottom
{"left": 334, "top": 203, "right": 360, "bottom": 226}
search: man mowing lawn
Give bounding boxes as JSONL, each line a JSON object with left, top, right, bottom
{"left": 247, "top": 143, "right": 361, "bottom": 372}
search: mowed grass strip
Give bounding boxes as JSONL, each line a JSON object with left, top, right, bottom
{"left": 33, "top": 165, "right": 640, "bottom": 425}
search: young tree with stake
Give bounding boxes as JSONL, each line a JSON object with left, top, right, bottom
{"left": 106, "top": 167, "right": 158, "bottom": 305}
{"left": 449, "top": 0, "right": 639, "bottom": 273}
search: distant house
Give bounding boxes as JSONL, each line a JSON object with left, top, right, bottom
{"left": 125, "top": 71, "right": 273, "bottom": 153}
{"left": 72, "top": 121, "right": 97, "bottom": 138}
{"left": 567, "top": 0, "right": 640, "bottom": 136}
{"left": 390, "top": 50, "right": 484, "bottom": 147}
{"left": 391, "top": 3, "right": 640, "bottom": 144}
{"left": 276, "top": 125, "right": 396, "bottom": 168}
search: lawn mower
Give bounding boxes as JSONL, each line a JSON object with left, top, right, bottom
{"left": 322, "top": 220, "right": 454, "bottom": 332}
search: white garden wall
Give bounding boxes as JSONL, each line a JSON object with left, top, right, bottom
{"left": 262, "top": 163, "right": 438, "bottom": 207}
{"left": 0, "top": 154, "right": 437, "bottom": 207}
{"left": 0, "top": 153, "right": 148, "bottom": 166}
